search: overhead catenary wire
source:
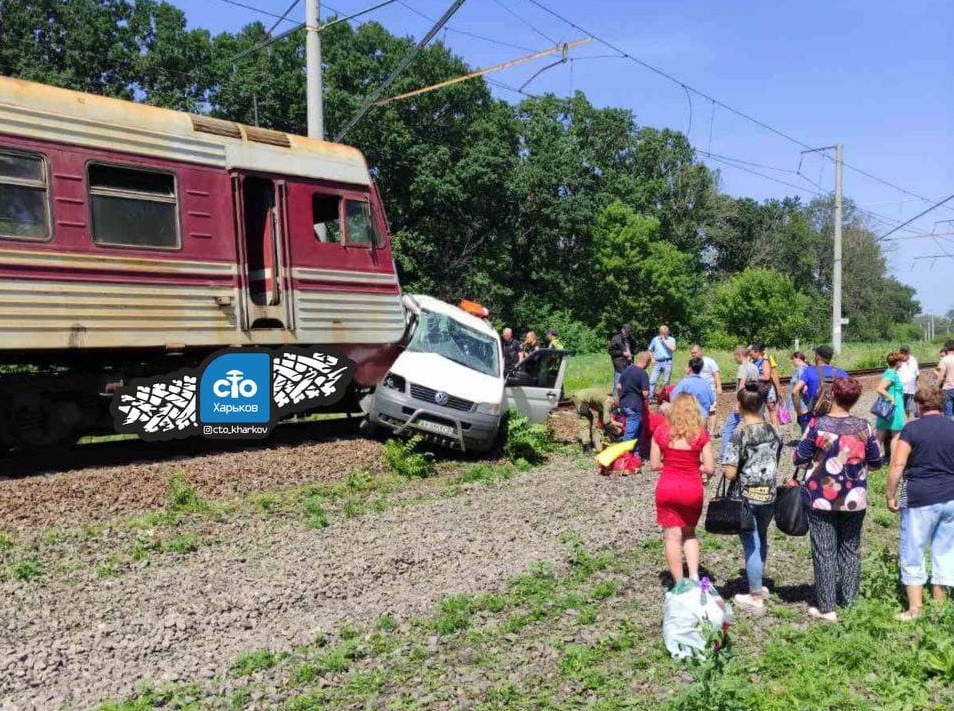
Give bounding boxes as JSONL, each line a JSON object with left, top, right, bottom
{"left": 489, "top": 0, "right": 559, "bottom": 45}
{"left": 523, "top": 0, "right": 954, "bottom": 217}
{"left": 266, "top": 0, "right": 303, "bottom": 36}
{"left": 877, "top": 193, "right": 954, "bottom": 242}
{"left": 373, "top": 38, "right": 588, "bottom": 105}
{"left": 397, "top": 0, "right": 536, "bottom": 52}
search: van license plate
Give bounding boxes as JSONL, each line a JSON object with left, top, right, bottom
{"left": 416, "top": 420, "right": 455, "bottom": 437}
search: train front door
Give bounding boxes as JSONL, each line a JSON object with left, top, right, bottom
{"left": 234, "top": 175, "right": 293, "bottom": 330}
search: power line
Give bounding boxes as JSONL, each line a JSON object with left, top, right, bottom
{"left": 523, "top": 0, "right": 954, "bottom": 217}
{"left": 398, "top": 0, "right": 536, "bottom": 52}
{"left": 207, "top": 0, "right": 312, "bottom": 23}
{"left": 267, "top": 0, "right": 303, "bottom": 36}
{"left": 489, "top": 0, "right": 558, "bottom": 45}
{"left": 877, "top": 193, "right": 954, "bottom": 241}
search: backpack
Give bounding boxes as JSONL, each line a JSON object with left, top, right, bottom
{"left": 811, "top": 365, "right": 836, "bottom": 417}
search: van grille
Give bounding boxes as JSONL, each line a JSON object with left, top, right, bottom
{"left": 409, "top": 383, "right": 474, "bottom": 412}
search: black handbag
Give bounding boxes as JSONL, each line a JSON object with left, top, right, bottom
{"left": 870, "top": 395, "right": 896, "bottom": 420}
{"left": 704, "top": 475, "right": 754, "bottom": 535}
{"left": 775, "top": 468, "right": 809, "bottom": 537}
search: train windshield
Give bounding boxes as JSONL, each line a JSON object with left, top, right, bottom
{"left": 407, "top": 310, "right": 500, "bottom": 378}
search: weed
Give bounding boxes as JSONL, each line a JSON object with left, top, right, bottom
{"left": 382, "top": 436, "right": 435, "bottom": 478}
{"left": 558, "top": 645, "right": 606, "bottom": 690}
{"left": 232, "top": 649, "right": 277, "bottom": 677}
{"left": 376, "top": 614, "right": 397, "bottom": 632}
{"left": 302, "top": 495, "right": 329, "bottom": 529}
{"left": 166, "top": 473, "right": 208, "bottom": 514}
{"left": 0, "top": 532, "right": 13, "bottom": 553}
{"left": 578, "top": 605, "right": 598, "bottom": 625}
{"left": 96, "top": 557, "right": 120, "bottom": 579}
{"left": 591, "top": 580, "right": 619, "bottom": 600}
{"left": 457, "top": 462, "right": 515, "bottom": 485}
{"left": 872, "top": 509, "right": 895, "bottom": 528}
{"left": 228, "top": 687, "right": 250, "bottom": 709}
{"left": 342, "top": 499, "right": 362, "bottom": 518}
{"left": 372, "top": 493, "right": 387, "bottom": 513}
{"left": 253, "top": 494, "right": 278, "bottom": 513}
{"left": 339, "top": 623, "right": 360, "bottom": 641}
{"left": 861, "top": 544, "right": 905, "bottom": 606}
{"left": 163, "top": 533, "right": 199, "bottom": 555}
{"left": 502, "top": 412, "right": 552, "bottom": 465}
{"left": 10, "top": 557, "right": 45, "bottom": 582}
{"left": 345, "top": 469, "right": 374, "bottom": 492}
{"left": 94, "top": 682, "right": 203, "bottom": 710}
{"left": 431, "top": 594, "right": 473, "bottom": 635}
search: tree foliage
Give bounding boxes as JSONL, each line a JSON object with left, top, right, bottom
{"left": 0, "top": 0, "right": 921, "bottom": 348}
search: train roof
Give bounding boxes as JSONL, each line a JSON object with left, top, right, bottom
{"left": 0, "top": 75, "right": 371, "bottom": 185}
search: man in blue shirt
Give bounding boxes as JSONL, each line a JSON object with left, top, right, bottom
{"left": 618, "top": 351, "right": 651, "bottom": 442}
{"left": 648, "top": 324, "right": 677, "bottom": 394}
{"left": 672, "top": 357, "right": 716, "bottom": 420}
{"left": 791, "top": 344, "right": 847, "bottom": 430}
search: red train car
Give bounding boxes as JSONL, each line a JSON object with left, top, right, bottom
{"left": 0, "top": 76, "right": 407, "bottom": 450}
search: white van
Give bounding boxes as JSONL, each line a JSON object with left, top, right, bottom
{"left": 362, "top": 294, "right": 568, "bottom": 452}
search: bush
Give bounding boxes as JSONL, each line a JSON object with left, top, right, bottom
{"left": 166, "top": 473, "right": 208, "bottom": 514}
{"left": 503, "top": 412, "right": 552, "bottom": 465}
{"left": 382, "top": 436, "right": 435, "bottom": 478}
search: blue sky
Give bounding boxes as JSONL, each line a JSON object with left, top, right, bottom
{"left": 169, "top": 0, "right": 954, "bottom": 316}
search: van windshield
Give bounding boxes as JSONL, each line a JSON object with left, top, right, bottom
{"left": 407, "top": 310, "right": 500, "bottom": 378}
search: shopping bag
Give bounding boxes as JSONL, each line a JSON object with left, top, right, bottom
{"left": 775, "top": 469, "right": 808, "bottom": 536}
{"left": 870, "top": 396, "right": 896, "bottom": 420}
{"left": 704, "top": 475, "right": 754, "bottom": 534}
{"left": 662, "top": 577, "right": 733, "bottom": 660}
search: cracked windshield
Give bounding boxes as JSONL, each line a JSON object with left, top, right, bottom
{"left": 407, "top": 310, "right": 500, "bottom": 378}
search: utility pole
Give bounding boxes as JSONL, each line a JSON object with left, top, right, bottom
{"left": 833, "top": 143, "right": 844, "bottom": 355}
{"left": 306, "top": 0, "right": 324, "bottom": 139}
{"left": 801, "top": 143, "right": 844, "bottom": 354}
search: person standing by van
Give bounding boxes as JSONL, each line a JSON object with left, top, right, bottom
{"left": 608, "top": 323, "right": 638, "bottom": 393}
{"left": 648, "top": 324, "right": 677, "bottom": 393}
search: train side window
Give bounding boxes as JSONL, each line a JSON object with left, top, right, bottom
{"left": 344, "top": 200, "right": 380, "bottom": 247}
{"left": 0, "top": 149, "right": 51, "bottom": 241}
{"left": 312, "top": 194, "right": 341, "bottom": 244}
{"left": 88, "top": 163, "right": 179, "bottom": 249}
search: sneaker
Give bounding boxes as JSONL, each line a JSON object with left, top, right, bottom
{"left": 733, "top": 593, "right": 765, "bottom": 612}
{"left": 807, "top": 606, "right": 838, "bottom": 622}
{"left": 760, "top": 586, "right": 770, "bottom": 597}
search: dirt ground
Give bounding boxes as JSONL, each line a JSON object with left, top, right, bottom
{"left": 0, "top": 372, "right": 895, "bottom": 709}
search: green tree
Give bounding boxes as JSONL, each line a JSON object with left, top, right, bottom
{"left": 589, "top": 202, "right": 698, "bottom": 338}
{"left": 704, "top": 268, "right": 809, "bottom": 346}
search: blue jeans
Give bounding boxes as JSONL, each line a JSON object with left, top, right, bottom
{"left": 622, "top": 407, "right": 642, "bottom": 442}
{"left": 613, "top": 370, "right": 623, "bottom": 395}
{"left": 945, "top": 389, "right": 954, "bottom": 419}
{"left": 739, "top": 502, "right": 775, "bottom": 593}
{"left": 720, "top": 411, "right": 740, "bottom": 461}
{"left": 650, "top": 360, "right": 673, "bottom": 390}
{"left": 899, "top": 500, "right": 954, "bottom": 586}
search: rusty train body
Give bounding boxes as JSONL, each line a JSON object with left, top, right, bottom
{"left": 0, "top": 76, "right": 407, "bottom": 450}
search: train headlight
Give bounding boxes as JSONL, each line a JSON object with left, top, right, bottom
{"left": 475, "top": 401, "right": 501, "bottom": 415}
{"left": 382, "top": 372, "right": 406, "bottom": 392}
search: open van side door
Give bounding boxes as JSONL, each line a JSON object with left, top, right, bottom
{"left": 504, "top": 348, "right": 569, "bottom": 424}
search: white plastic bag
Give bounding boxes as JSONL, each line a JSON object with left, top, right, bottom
{"left": 662, "top": 577, "right": 733, "bottom": 660}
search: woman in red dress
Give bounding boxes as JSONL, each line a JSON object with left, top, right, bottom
{"left": 650, "top": 393, "right": 716, "bottom": 586}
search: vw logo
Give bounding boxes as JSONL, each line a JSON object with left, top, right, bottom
{"left": 434, "top": 391, "right": 449, "bottom": 406}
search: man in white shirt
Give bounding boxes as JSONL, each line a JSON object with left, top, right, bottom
{"left": 648, "top": 324, "right": 677, "bottom": 394}
{"left": 897, "top": 345, "right": 919, "bottom": 420}
{"left": 690, "top": 343, "right": 722, "bottom": 433}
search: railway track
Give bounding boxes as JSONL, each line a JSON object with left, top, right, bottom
{"left": 717, "top": 361, "right": 938, "bottom": 392}
{"left": 2, "top": 363, "right": 937, "bottom": 478}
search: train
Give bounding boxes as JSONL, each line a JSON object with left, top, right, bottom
{"left": 0, "top": 76, "right": 407, "bottom": 451}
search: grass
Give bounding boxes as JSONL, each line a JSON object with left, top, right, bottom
{"left": 9, "top": 556, "right": 45, "bottom": 582}
{"left": 231, "top": 649, "right": 278, "bottom": 677}
{"left": 564, "top": 341, "right": 940, "bottom": 395}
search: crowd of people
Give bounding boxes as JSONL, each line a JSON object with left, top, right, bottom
{"left": 574, "top": 325, "right": 954, "bottom": 622}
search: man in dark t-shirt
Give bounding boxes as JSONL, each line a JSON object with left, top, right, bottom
{"left": 618, "top": 351, "right": 651, "bottom": 442}
{"left": 501, "top": 327, "right": 521, "bottom": 375}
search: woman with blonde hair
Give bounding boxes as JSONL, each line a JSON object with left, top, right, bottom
{"left": 651, "top": 393, "right": 716, "bottom": 587}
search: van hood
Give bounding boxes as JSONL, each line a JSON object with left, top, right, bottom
{"left": 389, "top": 351, "right": 504, "bottom": 405}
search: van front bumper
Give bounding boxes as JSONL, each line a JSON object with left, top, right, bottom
{"left": 367, "top": 386, "right": 501, "bottom": 452}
